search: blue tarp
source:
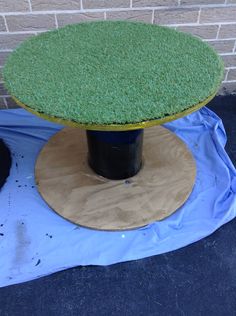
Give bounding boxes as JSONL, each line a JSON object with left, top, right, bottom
{"left": 0, "top": 108, "right": 236, "bottom": 287}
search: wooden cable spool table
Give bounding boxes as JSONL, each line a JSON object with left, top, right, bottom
{"left": 3, "top": 21, "right": 224, "bottom": 230}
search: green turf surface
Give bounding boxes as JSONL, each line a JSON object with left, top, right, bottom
{"left": 3, "top": 21, "right": 224, "bottom": 125}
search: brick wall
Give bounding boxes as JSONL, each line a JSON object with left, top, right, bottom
{"left": 0, "top": 0, "right": 236, "bottom": 109}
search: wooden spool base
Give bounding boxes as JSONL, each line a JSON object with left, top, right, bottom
{"left": 36, "top": 126, "right": 196, "bottom": 231}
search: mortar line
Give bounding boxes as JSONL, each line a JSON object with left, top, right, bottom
{"left": 203, "top": 38, "right": 236, "bottom": 42}
{"left": 219, "top": 52, "right": 236, "bottom": 55}
{"left": 233, "top": 40, "right": 236, "bottom": 52}
{"left": 160, "top": 22, "right": 236, "bottom": 27}
{"left": 0, "top": 31, "right": 41, "bottom": 34}
{"left": 3, "top": 97, "right": 8, "bottom": 108}
{"left": 197, "top": 8, "right": 201, "bottom": 24}
{"left": 27, "top": 0, "right": 32, "bottom": 12}
{"left": 54, "top": 14, "right": 58, "bottom": 28}
{"left": 0, "top": 49, "right": 13, "bottom": 52}
{"left": 2, "top": 16, "right": 9, "bottom": 32}
{"left": 225, "top": 68, "right": 230, "bottom": 81}
{"left": 151, "top": 10, "right": 154, "bottom": 24}
{"left": 216, "top": 24, "right": 221, "bottom": 39}
{"left": 222, "top": 79, "right": 236, "bottom": 82}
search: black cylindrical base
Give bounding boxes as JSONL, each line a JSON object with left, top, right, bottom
{"left": 86, "top": 129, "right": 143, "bottom": 180}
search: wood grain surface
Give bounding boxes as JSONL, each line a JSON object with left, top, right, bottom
{"left": 35, "top": 126, "right": 196, "bottom": 231}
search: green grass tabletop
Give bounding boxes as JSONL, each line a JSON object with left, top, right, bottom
{"left": 3, "top": 21, "right": 224, "bottom": 125}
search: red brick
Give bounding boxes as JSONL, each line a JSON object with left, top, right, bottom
{"left": 154, "top": 8, "right": 199, "bottom": 25}
{"left": 200, "top": 7, "right": 236, "bottom": 23}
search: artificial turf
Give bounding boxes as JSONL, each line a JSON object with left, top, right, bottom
{"left": 3, "top": 21, "right": 224, "bottom": 125}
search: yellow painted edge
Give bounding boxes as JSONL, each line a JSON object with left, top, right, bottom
{"left": 12, "top": 91, "right": 217, "bottom": 131}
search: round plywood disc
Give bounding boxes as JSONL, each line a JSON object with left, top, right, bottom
{"left": 35, "top": 126, "right": 196, "bottom": 231}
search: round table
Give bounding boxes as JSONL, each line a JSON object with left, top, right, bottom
{"left": 3, "top": 21, "right": 224, "bottom": 230}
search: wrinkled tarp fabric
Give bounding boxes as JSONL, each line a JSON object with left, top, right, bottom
{"left": 0, "top": 108, "right": 236, "bottom": 288}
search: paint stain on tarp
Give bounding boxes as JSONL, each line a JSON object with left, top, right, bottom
{"left": 12, "top": 221, "right": 31, "bottom": 266}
